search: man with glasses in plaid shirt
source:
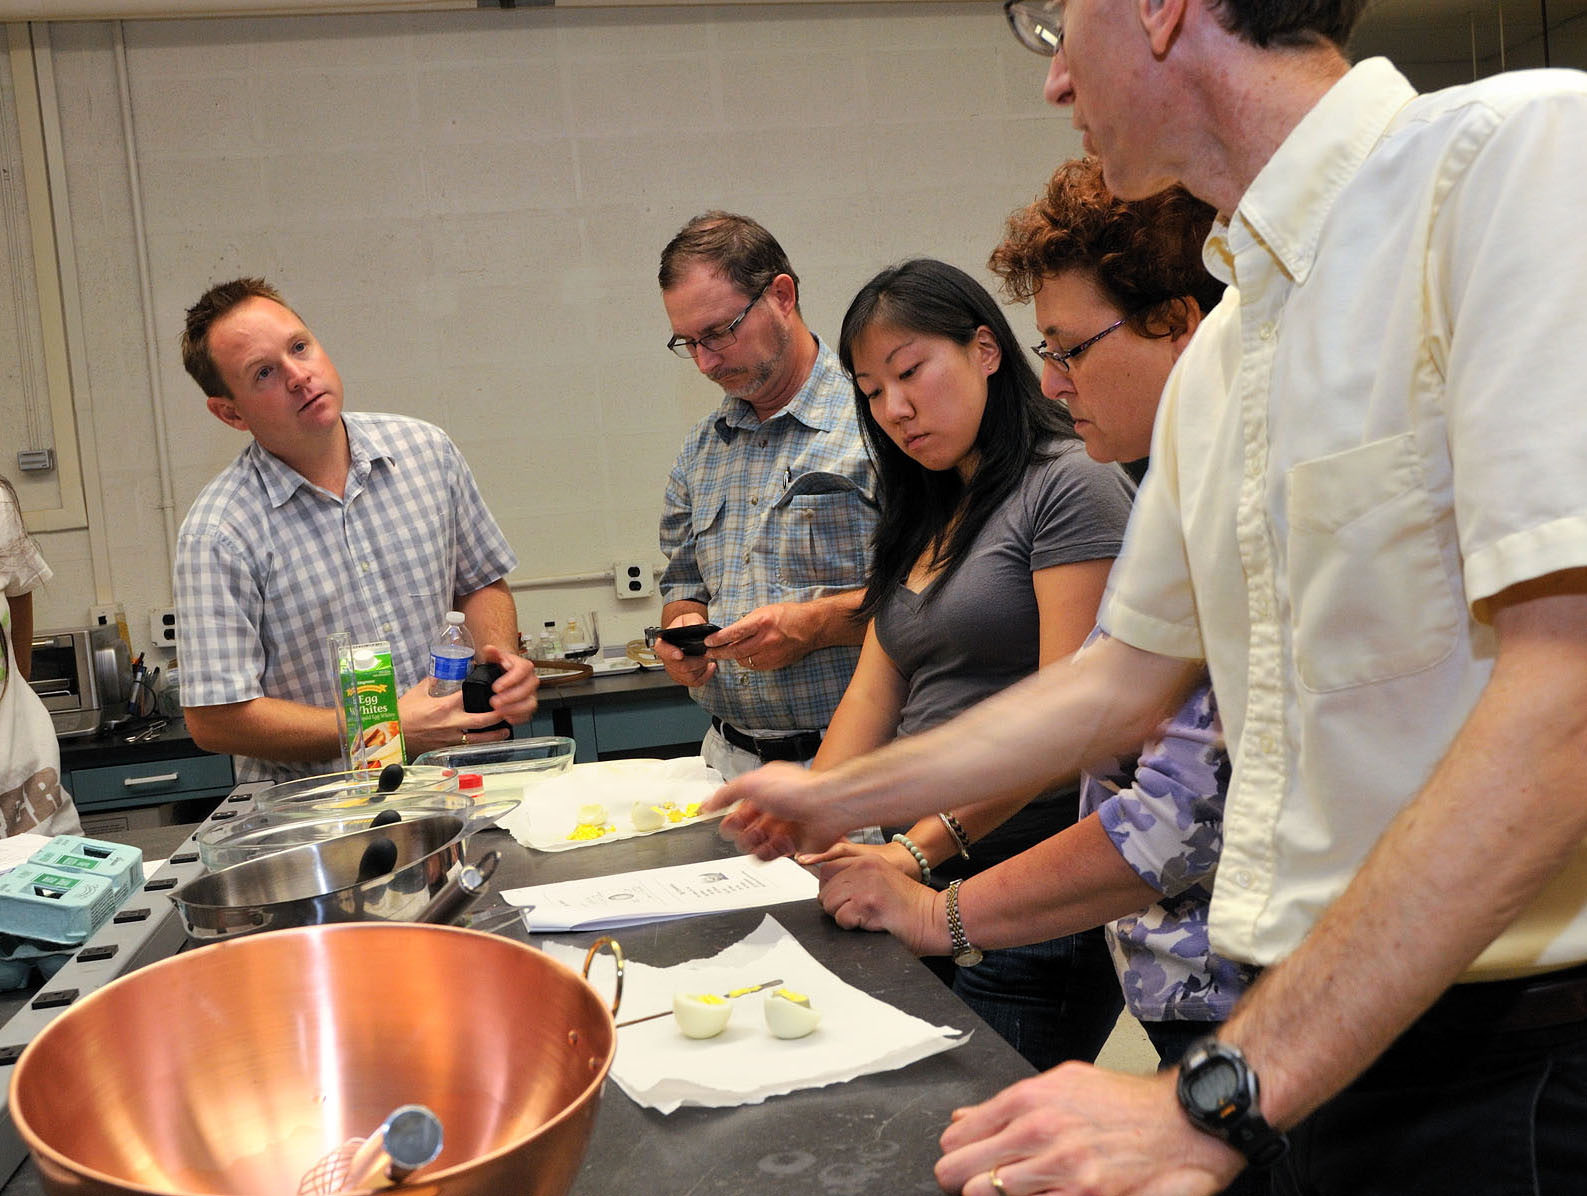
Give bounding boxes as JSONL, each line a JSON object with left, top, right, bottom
{"left": 656, "top": 212, "right": 878, "bottom": 781}
{"left": 709, "top": 2, "right": 1587, "bottom": 1193}
{"left": 175, "top": 278, "right": 538, "bottom": 784}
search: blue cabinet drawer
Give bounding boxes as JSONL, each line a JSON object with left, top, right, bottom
{"left": 67, "top": 754, "right": 235, "bottom": 811}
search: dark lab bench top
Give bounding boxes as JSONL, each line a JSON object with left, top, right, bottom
{"left": 56, "top": 717, "right": 209, "bottom": 772}
{"left": 503, "top": 821, "right": 1036, "bottom": 1196}
{"left": 0, "top": 805, "right": 1034, "bottom": 1196}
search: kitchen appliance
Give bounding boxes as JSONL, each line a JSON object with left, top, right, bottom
{"left": 27, "top": 625, "right": 132, "bottom": 739}
{"left": 9, "top": 922, "right": 620, "bottom": 1196}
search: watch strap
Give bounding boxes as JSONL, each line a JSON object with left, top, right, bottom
{"left": 946, "top": 879, "right": 983, "bottom": 967}
{"left": 1176, "top": 1038, "right": 1289, "bottom": 1169}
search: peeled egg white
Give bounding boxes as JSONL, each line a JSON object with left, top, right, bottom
{"left": 672, "top": 992, "right": 732, "bottom": 1039}
{"left": 763, "top": 989, "right": 822, "bottom": 1039}
{"left": 575, "top": 802, "right": 608, "bottom": 828}
{"left": 630, "top": 801, "right": 666, "bottom": 832}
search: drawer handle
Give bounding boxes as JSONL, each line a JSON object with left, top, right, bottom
{"left": 122, "top": 772, "right": 180, "bottom": 789}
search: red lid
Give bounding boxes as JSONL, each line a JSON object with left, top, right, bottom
{"left": 458, "top": 773, "right": 484, "bottom": 791}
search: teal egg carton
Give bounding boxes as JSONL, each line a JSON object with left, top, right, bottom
{"left": 26, "top": 835, "right": 145, "bottom": 905}
{"left": 0, "top": 865, "right": 119, "bottom": 945}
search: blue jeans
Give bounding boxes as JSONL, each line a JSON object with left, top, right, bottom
{"left": 1273, "top": 976, "right": 1587, "bottom": 1196}
{"left": 924, "top": 926, "right": 1123, "bottom": 1071}
{"left": 915, "top": 790, "right": 1123, "bottom": 1071}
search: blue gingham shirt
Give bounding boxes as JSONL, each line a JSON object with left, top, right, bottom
{"left": 174, "top": 412, "right": 517, "bottom": 784}
{"left": 659, "top": 337, "right": 877, "bottom": 732}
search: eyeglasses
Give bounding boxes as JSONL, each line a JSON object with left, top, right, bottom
{"left": 1004, "top": 0, "right": 1064, "bottom": 56}
{"left": 1030, "top": 317, "right": 1127, "bottom": 372}
{"left": 666, "top": 283, "right": 770, "bottom": 358}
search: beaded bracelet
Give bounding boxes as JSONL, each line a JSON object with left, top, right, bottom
{"left": 891, "top": 833, "right": 931, "bottom": 884}
{"left": 938, "top": 812, "right": 972, "bottom": 860}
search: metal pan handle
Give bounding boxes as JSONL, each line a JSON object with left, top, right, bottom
{"left": 582, "top": 936, "right": 625, "bottom": 1017}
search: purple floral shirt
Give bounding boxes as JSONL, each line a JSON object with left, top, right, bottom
{"left": 1080, "top": 675, "right": 1259, "bottom": 1022}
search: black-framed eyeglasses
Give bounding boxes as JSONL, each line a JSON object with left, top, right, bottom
{"left": 666, "top": 283, "right": 770, "bottom": 358}
{"left": 1030, "top": 317, "right": 1127, "bottom": 373}
{"left": 1004, "top": 0, "right": 1064, "bottom": 56}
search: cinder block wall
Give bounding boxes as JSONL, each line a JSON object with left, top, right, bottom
{"left": 23, "top": 3, "right": 1081, "bottom": 651}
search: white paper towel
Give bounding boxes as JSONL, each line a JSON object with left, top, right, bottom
{"left": 497, "top": 757, "right": 724, "bottom": 852}
{"left": 547, "top": 915, "right": 968, "bottom": 1113}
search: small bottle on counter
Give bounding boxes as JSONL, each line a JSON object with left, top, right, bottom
{"left": 564, "top": 616, "right": 587, "bottom": 655}
{"left": 428, "top": 611, "right": 474, "bottom": 697}
{"left": 539, "top": 620, "right": 563, "bottom": 658}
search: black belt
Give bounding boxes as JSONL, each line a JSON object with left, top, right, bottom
{"left": 1431, "top": 959, "right": 1587, "bottom": 1033}
{"left": 711, "top": 717, "right": 823, "bottom": 763}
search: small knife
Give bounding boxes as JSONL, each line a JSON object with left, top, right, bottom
{"left": 615, "top": 978, "right": 784, "bottom": 1028}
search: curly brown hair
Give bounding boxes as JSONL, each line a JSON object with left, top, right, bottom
{"left": 988, "top": 158, "right": 1223, "bottom": 341}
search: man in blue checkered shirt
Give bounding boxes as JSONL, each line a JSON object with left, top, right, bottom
{"left": 656, "top": 213, "right": 879, "bottom": 781}
{"left": 173, "top": 278, "right": 538, "bottom": 783}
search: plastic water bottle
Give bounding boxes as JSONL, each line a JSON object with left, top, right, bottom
{"left": 428, "top": 611, "right": 474, "bottom": 697}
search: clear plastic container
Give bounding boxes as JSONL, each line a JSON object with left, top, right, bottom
{"left": 411, "top": 736, "right": 576, "bottom": 798}
{"left": 196, "top": 794, "right": 484, "bottom": 870}
{"left": 250, "top": 766, "right": 461, "bottom": 818}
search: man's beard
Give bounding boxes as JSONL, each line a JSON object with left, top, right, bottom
{"left": 714, "top": 323, "right": 791, "bottom": 403}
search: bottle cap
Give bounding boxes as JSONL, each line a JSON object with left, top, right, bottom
{"left": 446, "top": 611, "right": 465, "bottom": 625}
{"left": 458, "top": 773, "right": 484, "bottom": 791}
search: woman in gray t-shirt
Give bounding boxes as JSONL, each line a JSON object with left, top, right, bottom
{"left": 804, "top": 258, "right": 1136, "bottom": 1069}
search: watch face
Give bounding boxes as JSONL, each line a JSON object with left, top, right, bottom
{"left": 953, "top": 946, "right": 984, "bottom": 968}
{"left": 1185, "top": 1057, "right": 1240, "bottom": 1113}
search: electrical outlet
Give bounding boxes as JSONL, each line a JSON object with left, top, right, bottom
{"left": 150, "top": 607, "right": 178, "bottom": 651}
{"left": 613, "top": 561, "right": 653, "bottom": 600}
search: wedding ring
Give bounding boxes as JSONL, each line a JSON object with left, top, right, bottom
{"left": 461, "top": 731, "right": 469, "bottom": 746}
{"left": 987, "top": 1165, "right": 1008, "bottom": 1195}
{"left": 746, "top": 656, "right": 756, "bottom": 669}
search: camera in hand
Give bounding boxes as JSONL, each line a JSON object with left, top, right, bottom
{"left": 657, "top": 623, "right": 721, "bottom": 656}
{"left": 462, "top": 661, "right": 510, "bottom": 733}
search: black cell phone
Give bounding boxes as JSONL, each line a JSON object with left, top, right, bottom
{"left": 657, "top": 623, "right": 721, "bottom": 656}
{"left": 462, "top": 661, "right": 510, "bottom": 733}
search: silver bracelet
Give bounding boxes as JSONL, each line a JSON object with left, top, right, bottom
{"left": 891, "top": 833, "right": 930, "bottom": 884}
{"left": 938, "top": 812, "right": 971, "bottom": 860}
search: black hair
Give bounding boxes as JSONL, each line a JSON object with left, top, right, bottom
{"left": 838, "top": 259, "right": 1078, "bottom": 619}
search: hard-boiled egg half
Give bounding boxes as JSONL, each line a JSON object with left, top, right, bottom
{"left": 630, "top": 801, "right": 666, "bottom": 832}
{"left": 763, "top": 988, "right": 822, "bottom": 1039}
{"left": 672, "top": 991, "right": 733, "bottom": 1039}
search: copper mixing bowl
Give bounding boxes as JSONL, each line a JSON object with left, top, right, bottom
{"left": 10, "top": 923, "right": 616, "bottom": 1196}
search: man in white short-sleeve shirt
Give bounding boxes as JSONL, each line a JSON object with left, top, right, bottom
{"left": 704, "top": 2, "right": 1587, "bottom": 1192}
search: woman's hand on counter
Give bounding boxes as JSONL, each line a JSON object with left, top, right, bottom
{"left": 815, "top": 852, "right": 946, "bottom": 955}
{"left": 799, "top": 838, "right": 918, "bottom": 876}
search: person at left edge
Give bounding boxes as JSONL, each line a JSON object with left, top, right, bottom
{"left": 173, "top": 277, "right": 538, "bottom": 785}
{"left": 656, "top": 212, "right": 879, "bottom": 781}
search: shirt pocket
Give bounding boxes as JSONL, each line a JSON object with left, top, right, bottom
{"left": 772, "top": 472, "right": 873, "bottom": 592}
{"left": 1285, "top": 432, "right": 1461, "bottom": 693}
{"left": 691, "top": 491, "right": 728, "bottom": 591}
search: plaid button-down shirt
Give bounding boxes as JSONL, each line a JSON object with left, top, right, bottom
{"left": 659, "top": 338, "right": 878, "bottom": 733}
{"left": 175, "top": 412, "right": 516, "bottom": 783}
